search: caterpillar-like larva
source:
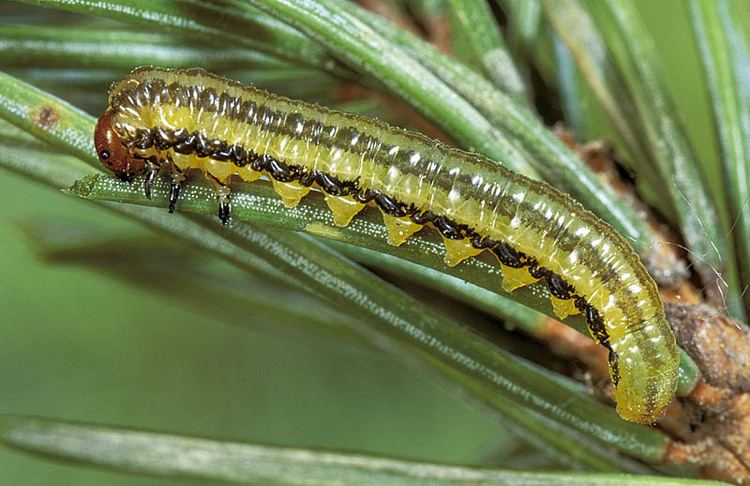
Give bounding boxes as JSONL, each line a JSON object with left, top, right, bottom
{"left": 94, "top": 66, "right": 679, "bottom": 424}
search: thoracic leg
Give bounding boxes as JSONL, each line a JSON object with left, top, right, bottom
{"left": 215, "top": 184, "right": 231, "bottom": 225}
{"left": 205, "top": 172, "right": 232, "bottom": 225}
{"left": 143, "top": 160, "right": 159, "bottom": 200}
{"left": 168, "top": 164, "right": 185, "bottom": 213}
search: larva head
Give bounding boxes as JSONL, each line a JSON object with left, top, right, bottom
{"left": 94, "top": 109, "right": 145, "bottom": 181}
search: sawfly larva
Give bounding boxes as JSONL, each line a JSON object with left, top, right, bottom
{"left": 94, "top": 66, "right": 679, "bottom": 424}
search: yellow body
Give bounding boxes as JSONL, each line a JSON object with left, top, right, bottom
{"left": 106, "top": 67, "right": 679, "bottom": 424}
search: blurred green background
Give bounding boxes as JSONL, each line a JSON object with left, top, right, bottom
{"left": 0, "top": 1, "right": 727, "bottom": 483}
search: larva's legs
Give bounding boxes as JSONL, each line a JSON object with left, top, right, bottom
{"left": 207, "top": 173, "right": 232, "bottom": 225}
{"left": 217, "top": 194, "right": 231, "bottom": 225}
{"left": 168, "top": 164, "right": 185, "bottom": 214}
{"left": 168, "top": 181, "right": 181, "bottom": 213}
{"left": 143, "top": 161, "right": 158, "bottom": 200}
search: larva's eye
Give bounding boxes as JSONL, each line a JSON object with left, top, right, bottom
{"left": 94, "top": 109, "right": 145, "bottom": 179}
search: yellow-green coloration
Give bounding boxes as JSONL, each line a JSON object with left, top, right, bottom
{"left": 103, "top": 67, "right": 679, "bottom": 424}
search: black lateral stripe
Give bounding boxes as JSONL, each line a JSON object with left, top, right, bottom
{"left": 125, "top": 113, "right": 607, "bottom": 373}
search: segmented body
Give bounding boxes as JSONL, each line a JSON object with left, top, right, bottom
{"left": 97, "top": 67, "right": 679, "bottom": 423}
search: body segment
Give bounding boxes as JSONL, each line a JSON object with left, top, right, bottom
{"left": 95, "top": 67, "right": 679, "bottom": 423}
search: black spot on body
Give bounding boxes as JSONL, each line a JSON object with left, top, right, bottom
{"left": 266, "top": 156, "right": 297, "bottom": 182}
{"left": 527, "top": 260, "right": 549, "bottom": 279}
{"left": 232, "top": 146, "right": 249, "bottom": 166}
{"left": 608, "top": 349, "right": 620, "bottom": 386}
{"left": 298, "top": 170, "right": 317, "bottom": 187}
{"left": 575, "top": 297, "right": 588, "bottom": 312}
{"left": 579, "top": 299, "right": 621, "bottom": 387}
{"left": 249, "top": 152, "right": 265, "bottom": 172}
{"left": 585, "top": 305, "right": 609, "bottom": 346}
{"left": 376, "top": 193, "right": 409, "bottom": 217}
{"left": 199, "top": 87, "right": 219, "bottom": 112}
{"left": 173, "top": 133, "right": 196, "bottom": 154}
{"left": 493, "top": 242, "right": 526, "bottom": 268}
{"left": 213, "top": 145, "right": 234, "bottom": 162}
{"left": 194, "top": 133, "right": 212, "bottom": 158}
{"left": 153, "top": 127, "right": 174, "bottom": 150}
{"left": 434, "top": 216, "right": 464, "bottom": 239}
{"left": 470, "top": 235, "right": 497, "bottom": 249}
{"left": 547, "top": 273, "right": 575, "bottom": 300}
{"left": 354, "top": 188, "right": 377, "bottom": 203}
{"left": 411, "top": 210, "right": 436, "bottom": 224}
{"left": 133, "top": 129, "right": 152, "bottom": 149}
{"left": 316, "top": 172, "right": 345, "bottom": 196}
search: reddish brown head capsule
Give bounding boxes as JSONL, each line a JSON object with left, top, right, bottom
{"left": 94, "top": 109, "right": 145, "bottom": 181}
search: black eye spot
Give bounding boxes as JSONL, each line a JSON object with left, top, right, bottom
{"left": 100, "top": 150, "right": 110, "bottom": 160}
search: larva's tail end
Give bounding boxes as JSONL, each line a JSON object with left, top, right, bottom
{"left": 615, "top": 399, "right": 666, "bottom": 425}
{"left": 613, "top": 367, "right": 679, "bottom": 425}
